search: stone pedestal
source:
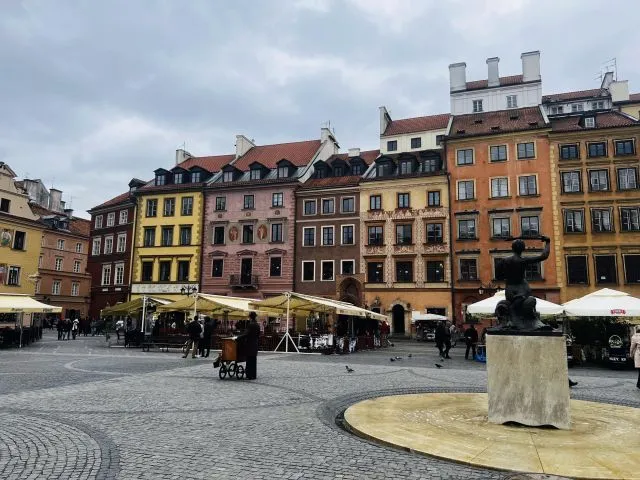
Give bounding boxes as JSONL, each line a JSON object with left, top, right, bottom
{"left": 486, "top": 333, "right": 570, "bottom": 430}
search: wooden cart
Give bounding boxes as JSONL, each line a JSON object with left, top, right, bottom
{"left": 216, "top": 336, "right": 246, "bottom": 379}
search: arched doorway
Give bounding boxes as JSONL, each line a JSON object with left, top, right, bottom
{"left": 392, "top": 304, "right": 405, "bottom": 335}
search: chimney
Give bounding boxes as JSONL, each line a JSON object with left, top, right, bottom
{"left": 449, "top": 62, "right": 467, "bottom": 92}
{"left": 600, "top": 71, "right": 614, "bottom": 90}
{"left": 235, "top": 135, "right": 255, "bottom": 159}
{"left": 175, "top": 148, "right": 192, "bottom": 166}
{"left": 320, "top": 127, "right": 339, "bottom": 154}
{"left": 64, "top": 208, "right": 73, "bottom": 218}
{"left": 609, "top": 80, "right": 629, "bottom": 103}
{"left": 487, "top": 57, "right": 500, "bottom": 87}
{"left": 59, "top": 200, "right": 66, "bottom": 211}
{"left": 348, "top": 148, "right": 361, "bottom": 157}
{"left": 379, "top": 106, "right": 391, "bottom": 135}
{"left": 49, "top": 188, "right": 62, "bottom": 212}
{"left": 521, "top": 51, "right": 541, "bottom": 82}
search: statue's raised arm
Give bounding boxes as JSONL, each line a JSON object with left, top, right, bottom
{"left": 522, "top": 235, "right": 550, "bottom": 264}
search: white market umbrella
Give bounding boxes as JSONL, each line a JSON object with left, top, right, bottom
{"left": 411, "top": 311, "right": 448, "bottom": 323}
{"left": 466, "top": 290, "right": 564, "bottom": 317}
{"left": 563, "top": 288, "right": 640, "bottom": 317}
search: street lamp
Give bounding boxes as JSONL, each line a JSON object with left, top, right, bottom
{"left": 478, "top": 282, "right": 497, "bottom": 296}
{"left": 180, "top": 285, "right": 199, "bottom": 323}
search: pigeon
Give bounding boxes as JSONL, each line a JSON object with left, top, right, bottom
{"left": 435, "top": 363, "right": 443, "bottom": 368}
{"left": 395, "top": 356, "right": 402, "bottom": 360}
{"left": 408, "top": 353, "right": 412, "bottom": 358}
{"left": 390, "top": 357, "right": 396, "bottom": 362}
{"left": 345, "top": 366, "right": 354, "bottom": 373}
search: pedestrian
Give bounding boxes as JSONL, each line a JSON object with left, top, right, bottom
{"left": 449, "top": 322, "right": 458, "bottom": 348}
{"left": 243, "top": 312, "right": 260, "bottom": 379}
{"left": 199, "top": 317, "right": 213, "bottom": 358}
{"left": 64, "top": 318, "right": 72, "bottom": 340}
{"left": 57, "top": 319, "right": 63, "bottom": 340}
{"left": 443, "top": 322, "right": 452, "bottom": 359}
{"left": 631, "top": 325, "right": 640, "bottom": 390}
{"left": 72, "top": 319, "right": 79, "bottom": 340}
{"left": 182, "top": 317, "right": 202, "bottom": 359}
{"left": 435, "top": 321, "right": 446, "bottom": 358}
{"left": 464, "top": 324, "right": 478, "bottom": 360}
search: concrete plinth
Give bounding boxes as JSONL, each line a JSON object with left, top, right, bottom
{"left": 486, "top": 333, "right": 570, "bottom": 429}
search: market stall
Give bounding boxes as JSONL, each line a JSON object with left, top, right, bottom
{"left": 0, "top": 293, "right": 62, "bottom": 347}
{"left": 411, "top": 311, "right": 448, "bottom": 341}
{"left": 466, "top": 290, "right": 564, "bottom": 317}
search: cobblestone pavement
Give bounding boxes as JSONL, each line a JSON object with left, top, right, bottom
{"left": 0, "top": 332, "right": 638, "bottom": 479}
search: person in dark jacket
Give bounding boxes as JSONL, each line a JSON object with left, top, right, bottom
{"left": 57, "top": 319, "right": 64, "bottom": 340}
{"left": 182, "top": 318, "right": 202, "bottom": 359}
{"left": 464, "top": 324, "right": 479, "bottom": 360}
{"left": 243, "top": 312, "right": 260, "bottom": 379}
{"left": 199, "top": 317, "right": 213, "bottom": 358}
{"left": 434, "top": 322, "right": 446, "bottom": 358}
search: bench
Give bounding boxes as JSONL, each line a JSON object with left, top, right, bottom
{"left": 141, "top": 335, "right": 188, "bottom": 352}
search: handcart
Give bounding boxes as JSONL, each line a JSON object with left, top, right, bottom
{"left": 215, "top": 336, "right": 246, "bottom": 380}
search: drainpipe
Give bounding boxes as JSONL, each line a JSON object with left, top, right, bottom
{"left": 443, "top": 141, "right": 456, "bottom": 324}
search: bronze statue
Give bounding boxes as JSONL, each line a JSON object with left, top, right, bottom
{"left": 494, "top": 236, "right": 551, "bottom": 331}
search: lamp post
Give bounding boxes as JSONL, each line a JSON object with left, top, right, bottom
{"left": 180, "top": 285, "right": 198, "bottom": 323}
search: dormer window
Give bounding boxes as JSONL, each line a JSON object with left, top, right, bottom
{"left": 376, "top": 163, "right": 388, "bottom": 177}
{"left": 333, "top": 166, "right": 343, "bottom": 176}
{"left": 250, "top": 169, "right": 261, "bottom": 180}
{"left": 315, "top": 167, "right": 327, "bottom": 179}
{"left": 155, "top": 174, "right": 166, "bottom": 186}
{"left": 571, "top": 104, "right": 584, "bottom": 113}
{"left": 399, "top": 160, "right": 413, "bottom": 175}
{"left": 351, "top": 163, "right": 363, "bottom": 175}
{"left": 584, "top": 117, "right": 595, "bottom": 128}
{"left": 191, "top": 171, "right": 201, "bottom": 183}
{"left": 277, "top": 166, "right": 289, "bottom": 178}
{"left": 174, "top": 173, "right": 183, "bottom": 184}
{"left": 223, "top": 171, "right": 233, "bottom": 182}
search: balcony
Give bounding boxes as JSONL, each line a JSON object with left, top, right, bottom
{"left": 229, "top": 274, "right": 259, "bottom": 289}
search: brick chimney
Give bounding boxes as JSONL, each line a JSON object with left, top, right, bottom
{"left": 235, "top": 135, "right": 256, "bottom": 159}
{"left": 487, "top": 57, "right": 500, "bottom": 87}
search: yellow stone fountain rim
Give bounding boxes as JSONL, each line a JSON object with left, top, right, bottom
{"left": 344, "top": 393, "right": 640, "bottom": 480}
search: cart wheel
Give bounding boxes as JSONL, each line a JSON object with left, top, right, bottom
{"left": 236, "top": 365, "right": 245, "bottom": 379}
{"left": 228, "top": 362, "right": 236, "bottom": 378}
{"left": 219, "top": 364, "right": 227, "bottom": 379}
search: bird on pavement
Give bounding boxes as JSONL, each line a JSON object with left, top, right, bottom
{"left": 569, "top": 379, "right": 578, "bottom": 388}
{"left": 390, "top": 357, "right": 396, "bottom": 362}
{"left": 345, "top": 366, "right": 354, "bottom": 373}
{"left": 395, "top": 356, "right": 402, "bottom": 360}
{"left": 435, "top": 363, "right": 443, "bottom": 368}
{"left": 408, "top": 353, "right": 412, "bottom": 358}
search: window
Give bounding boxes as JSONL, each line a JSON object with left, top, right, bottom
{"left": 243, "top": 195, "right": 254, "bottom": 209}
{"left": 457, "top": 149, "right": 473, "bottom": 165}
{"left": 571, "top": 103, "right": 584, "bottom": 113}
{"left": 143, "top": 227, "right": 155, "bottom": 247}
{"left": 369, "top": 195, "right": 381, "bottom": 210}
{"left": 491, "top": 178, "right": 509, "bottom": 198}
{"left": 302, "top": 227, "right": 315, "bottom": 247}
{"left": 141, "top": 262, "right": 153, "bottom": 281}
{"left": 333, "top": 165, "right": 343, "bottom": 177}
{"left": 426, "top": 261, "right": 445, "bottom": 283}
{"left": 595, "top": 255, "right": 617, "bottom": 284}
{"left": 422, "top": 157, "right": 439, "bottom": 173}
{"left": 460, "top": 259, "right": 478, "bottom": 280}
{"left": 592, "top": 100, "right": 605, "bottom": 110}
{"left": 322, "top": 226, "right": 334, "bottom": 246}
{"left": 101, "top": 264, "right": 112, "bottom": 285}
{"left": 396, "top": 261, "right": 413, "bottom": 282}
{"left": 506, "top": 95, "right": 518, "bottom": 108}
{"left": 242, "top": 225, "right": 254, "bottom": 244}
{"left": 38, "top": 256, "right": 43, "bottom": 268}
{"left": 341, "top": 197, "right": 355, "bottom": 213}
{"left": 524, "top": 261, "right": 542, "bottom": 281}
{"left": 472, "top": 99, "right": 483, "bottom": 112}
{"left": 566, "top": 256, "right": 588, "bottom": 285}
{"left": 212, "top": 259, "right": 224, "bottom": 278}
{"left": 426, "top": 223, "right": 443, "bottom": 243}
{"left": 458, "top": 219, "right": 476, "bottom": 239}
{"left": 427, "top": 191, "right": 440, "bottom": 207}
{"left": 146, "top": 199, "right": 157, "bottom": 217}
{"left": 95, "top": 215, "right": 103, "bottom": 228}
{"left": 277, "top": 165, "right": 289, "bottom": 178}
{"left": 399, "top": 160, "right": 413, "bottom": 175}
{"left": 54, "top": 257, "right": 63, "bottom": 271}
{"left": 271, "top": 223, "right": 283, "bottom": 243}
{"left": 315, "top": 167, "right": 327, "bottom": 179}
{"left": 179, "top": 226, "right": 192, "bottom": 245}
{"left": 302, "top": 261, "right": 315, "bottom": 282}
{"left": 73, "top": 260, "right": 81, "bottom": 273}
{"left": 521, "top": 216, "right": 540, "bottom": 237}
{"left": 589, "top": 170, "right": 609, "bottom": 191}
{"left": 269, "top": 257, "right": 282, "bottom": 277}
{"left": 396, "top": 224, "right": 412, "bottom": 245}
{"left": 564, "top": 209, "right": 584, "bottom": 233}
{"left": 341, "top": 225, "right": 354, "bottom": 245}
{"left": 492, "top": 218, "right": 510, "bottom": 238}
{"left": 13, "top": 231, "right": 26, "bottom": 250}
{"left": 155, "top": 174, "right": 166, "bottom": 186}
{"left": 113, "top": 264, "right": 124, "bottom": 285}
{"left": 560, "top": 144, "right": 579, "bottom": 160}
{"left": 341, "top": 260, "right": 355, "bottom": 275}
{"left": 591, "top": 209, "right": 612, "bottom": 233}
{"left": 272, "top": 193, "right": 284, "bottom": 208}
{"left": 303, "top": 199, "right": 317, "bottom": 215}
{"left": 181, "top": 197, "right": 193, "bottom": 216}
{"left": 397, "top": 193, "right": 410, "bottom": 208}
{"left": 387, "top": 140, "right": 397, "bottom": 152}
{"left": 75, "top": 242, "right": 82, "bottom": 253}
{"left": 367, "top": 262, "right": 384, "bottom": 283}
{"left": 103, "top": 236, "right": 113, "bottom": 254}
{"left": 584, "top": 117, "right": 595, "bottom": 128}
{"left": 322, "top": 198, "right": 335, "bottom": 214}
{"left": 57, "top": 239, "right": 65, "bottom": 250}
{"left": 223, "top": 171, "right": 233, "bottom": 182}
{"left": 52, "top": 280, "right": 61, "bottom": 295}
{"left": 562, "top": 171, "right": 581, "bottom": 193}
{"left": 457, "top": 180, "right": 475, "bottom": 200}
{"left": 163, "top": 198, "right": 175, "bottom": 217}
{"left": 174, "top": 173, "right": 183, "bottom": 185}
{"left": 623, "top": 255, "right": 640, "bottom": 284}
{"left": 161, "top": 227, "right": 173, "bottom": 246}
{"left": 0, "top": 198, "right": 10, "bottom": 212}
{"left": 517, "top": 142, "right": 535, "bottom": 159}
{"left": 177, "top": 261, "right": 189, "bottom": 282}
{"left": 159, "top": 261, "right": 171, "bottom": 282}
{"left": 615, "top": 139, "right": 635, "bottom": 155}
{"left": 213, "top": 226, "right": 225, "bottom": 245}
{"left": 191, "top": 171, "right": 201, "bottom": 183}
{"left": 617, "top": 168, "right": 638, "bottom": 190}
{"left": 321, "top": 261, "right": 334, "bottom": 281}
{"left": 115, "top": 233, "right": 126, "bottom": 253}
{"left": 377, "top": 163, "right": 387, "bottom": 178}
{"left": 215, "top": 196, "right": 226, "bottom": 211}
{"left": 490, "top": 145, "right": 507, "bottom": 162}
{"left": 250, "top": 169, "right": 261, "bottom": 181}
{"left": 550, "top": 106, "right": 564, "bottom": 115}
{"left": 92, "top": 238, "right": 101, "bottom": 255}
{"left": 588, "top": 142, "right": 607, "bottom": 158}
{"left": 621, "top": 207, "right": 640, "bottom": 232}
{"left": 411, "top": 137, "right": 422, "bottom": 149}
{"left": 34, "top": 279, "right": 40, "bottom": 294}
{"left": 67, "top": 281, "right": 78, "bottom": 297}
{"left": 368, "top": 226, "right": 383, "bottom": 245}
{"left": 106, "top": 212, "right": 115, "bottom": 227}
{"left": 518, "top": 175, "right": 537, "bottom": 196}
{"left": 351, "top": 163, "right": 363, "bottom": 175}
{"left": 6, "top": 266, "right": 20, "bottom": 286}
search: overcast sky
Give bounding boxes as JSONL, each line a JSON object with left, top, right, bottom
{"left": 2, "top": 0, "right": 639, "bottom": 217}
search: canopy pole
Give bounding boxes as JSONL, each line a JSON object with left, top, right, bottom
{"left": 141, "top": 296, "right": 147, "bottom": 335}
{"left": 274, "top": 292, "right": 299, "bottom": 353}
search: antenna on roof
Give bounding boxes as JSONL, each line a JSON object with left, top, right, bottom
{"left": 596, "top": 58, "right": 617, "bottom": 82}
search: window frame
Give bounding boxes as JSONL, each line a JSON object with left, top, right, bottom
{"left": 587, "top": 141, "right": 607, "bottom": 158}
{"left": 103, "top": 236, "right": 113, "bottom": 255}
{"left": 211, "top": 258, "right": 224, "bottom": 278}
{"left": 367, "top": 225, "right": 384, "bottom": 246}
{"left": 177, "top": 260, "right": 190, "bottom": 282}
{"left": 369, "top": 195, "right": 382, "bottom": 211}
{"left": 302, "top": 226, "right": 316, "bottom": 247}
{"left": 341, "top": 196, "right": 355, "bottom": 213}
{"left": 489, "top": 144, "right": 508, "bottom": 163}
{"left": 101, "top": 264, "right": 112, "bottom": 286}
{"left": 472, "top": 99, "right": 483, "bottom": 113}
{"left": 426, "top": 260, "right": 445, "bottom": 283}
{"left": 566, "top": 255, "right": 589, "bottom": 285}
{"left": 163, "top": 198, "right": 175, "bottom": 217}
{"left": 459, "top": 258, "right": 478, "bottom": 281}
{"left": 490, "top": 177, "right": 509, "bottom": 198}
{"left": 623, "top": 254, "right": 640, "bottom": 284}
{"left": 517, "top": 142, "right": 536, "bottom": 160}
{"left": 272, "top": 192, "right": 284, "bottom": 208}
{"left": 158, "top": 260, "right": 171, "bottom": 282}
{"left": 617, "top": 167, "right": 638, "bottom": 190}
{"left": 160, "top": 226, "right": 173, "bottom": 247}
{"left": 564, "top": 209, "right": 585, "bottom": 233}
{"left": 395, "top": 223, "right": 413, "bottom": 245}
{"left": 427, "top": 190, "right": 440, "bottom": 207}
{"left": 242, "top": 224, "right": 254, "bottom": 244}
{"left": 410, "top": 137, "right": 422, "bottom": 149}
{"left": 179, "top": 226, "right": 192, "bottom": 246}
{"left": 458, "top": 218, "right": 477, "bottom": 240}
{"left": 321, "top": 225, "right": 335, "bottom": 246}
{"left": 561, "top": 170, "right": 582, "bottom": 194}
{"left": 367, "top": 261, "right": 384, "bottom": 284}
{"left": 116, "top": 233, "right": 127, "bottom": 253}
{"left": 395, "top": 260, "right": 414, "bottom": 283}
{"left": 426, "top": 223, "right": 443, "bottom": 244}
{"left": 303, "top": 199, "right": 317, "bottom": 216}
{"left": 141, "top": 262, "right": 154, "bottom": 282}
{"left": 506, "top": 95, "right": 518, "bottom": 109}
{"left": 301, "top": 260, "right": 315, "bottom": 282}
{"left": 106, "top": 212, "right": 115, "bottom": 227}
{"left": 212, "top": 225, "right": 225, "bottom": 245}
{"left": 614, "top": 139, "right": 635, "bottom": 156}
{"left": 588, "top": 169, "right": 609, "bottom": 192}
{"left": 518, "top": 175, "right": 538, "bottom": 196}
{"left": 559, "top": 144, "right": 579, "bottom": 160}
{"left": 341, "top": 259, "right": 356, "bottom": 275}
{"left": 95, "top": 215, "right": 103, "bottom": 228}
{"left": 269, "top": 256, "right": 282, "bottom": 277}
{"left": 215, "top": 196, "right": 226, "bottom": 211}
{"left": 397, "top": 192, "right": 410, "bottom": 209}
{"left": 181, "top": 197, "right": 194, "bottom": 216}
{"left": 590, "top": 208, "right": 613, "bottom": 233}
{"left": 457, "top": 180, "right": 475, "bottom": 200}
{"left": 594, "top": 254, "right": 618, "bottom": 285}
{"left": 243, "top": 194, "right": 255, "bottom": 210}
{"left": 145, "top": 199, "right": 157, "bottom": 218}
{"left": 321, "top": 197, "right": 335, "bottom": 215}
{"left": 321, "top": 260, "right": 335, "bottom": 282}
{"left": 456, "top": 148, "right": 474, "bottom": 166}
{"left": 620, "top": 207, "right": 640, "bottom": 232}
{"left": 341, "top": 224, "right": 355, "bottom": 245}
{"left": 386, "top": 140, "right": 398, "bottom": 152}
{"left": 520, "top": 215, "right": 540, "bottom": 238}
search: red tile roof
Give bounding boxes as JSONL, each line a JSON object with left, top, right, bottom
{"left": 233, "top": 140, "right": 322, "bottom": 170}
{"left": 630, "top": 93, "right": 640, "bottom": 102}
{"left": 178, "top": 154, "right": 235, "bottom": 172}
{"left": 327, "top": 149, "right": 380, "bottom": 165}
{"left": 89, "top": 191, "right": 131, "bottom": 211}
{"left": 465, "top": 75, "right": 525, "bottom": 91}
{"left": 382, "top": 114, "right": 450, "bottom": 136}
{"left": 302, "top": 175, "right": 362, "bottom": 189}
{"left": 448, "top": 107, "right": 547, "bottom": 138}
{"left": 542, "top": 88, "right": 607, "bottom": 103}
{"left": 550, "top": 111, "right": 639, "bottom": 132}
{"left": 69, "top": 218, "right": 90, "bottom": 237}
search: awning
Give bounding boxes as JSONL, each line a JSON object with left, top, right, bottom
{"left": 411, "top": 311, "right": 448, "bottom": 323}
{"left": 466, "top": 290, "right": 564, "bottom": 317}
{"left": 101, "top": 297, "right": 171, "bottom": 316}
{"left": 156, "top": 293, "right": 258, "bottom": 317}
{"left": 563, "top": 288, "right": 640, "bottom": 318}
{"left": 0, "top": 294, "right": 62, "bottom": 313}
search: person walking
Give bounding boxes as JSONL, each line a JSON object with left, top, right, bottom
{"left": 443, "top": 322, "right": 452, "bottom": 359}
{"left": 64, "top": 318, "right": 72, "bottom": 340}
{"left": 464, "top": 324, "right": 478, "bottom": 360}
{"left": 57, "top": 319, "right": 64, "bottom": 340}
{"left": 182, "top": 318, "right": 202, "bottom": 359}
{"left": 434, "top": 322, "right": 446, "bottom": 358}
{"left": 243, "top": 312, "right": 260, "bottom": 379}
{"left": 449, "top": 322, "right": 458, "bottom": 348}
{"left": 631, "top": 325, "right": 640, "bottom": 389}
{"left": 199, "top": 317, "right": 213, "bottom": 358}
{"left": 72, "top": 319, "right": 79, "bottom": 340}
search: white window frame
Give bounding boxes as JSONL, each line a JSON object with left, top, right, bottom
{"left": 506, "top": 95, "right": 518, "bottom": 109}
{"left": 321, "top": 197, "right": 335, "bottom": 215}
{"left": 340, "top": 196, "right": 355, "bottom": 213}
{"left": 114, "top": 263, "right": 125, "bottom": 285}
{"left": 103, "top": 235, "right": 114, "bottom": 255}
{"left": 472, "top": 99, "right": 483, "bottom": 113}
{"left": 518, "top": 174, "right": 538, "bottom": 196}
{"left": 71, "top": 282, "right": 79, "bottom": 297}
{"left": 92, "top": 237, "right": 101, "bottom": 256}
{"left": 75, "top": 242, "right": 82, "bottom": 253}
{"left": 101, "top": 264, "right": 112, "bottom": 286}
{"left": 301, "top": 260, "right": 315, "bottom": 282}
{"left": 106, "top": 212, "right": 115, "bottom": 227}
{"left": 302, "top": 226, "right": 316, "bottom": 247}
{"left": 456, "top": 180, "right": 475, "bottom": 200}
{"left": 95, "top": 215, "right": 103, "bottom": 229}
{"left": 456, "top": 148, "right": 474, "bottom": 166}
{"left": 303, "top": 199, "right": 317, "bottom": 216}
{"left": 52, "top": 280, "right": 61, "bottom": 295}
{"left": 341, "top": 259, "right": 356, "bottom": 275}
{"left": 57, "top": 239, "right": 65, "bottom": 250}
{"left": 321, "top": 225, "right": 335, "bottom": 246}
{"left": 571, "top": 103, "right": 584, "bottom": 113}
{"left": 490, "top": 177, "right": 509, "bottom": 198}
{"left": 584, "top": 117, "right": 595, "bottom": 128}
{"left": 321, "top": 260, "right": 335, "bottom": 282}
{"left": 73, "top": 260, "right": 81, "bottom": 273}
{"left": 119, "top": 210, "right": 128, "bottom": 224}
{"left": 340, "top": 224, "right": 355, "bottom": 245}
{"left": 116, "top": 233, "right": 127, "bottom": 253}
{"left": 55, "top": 257, "right": 63, "bottom": 271}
